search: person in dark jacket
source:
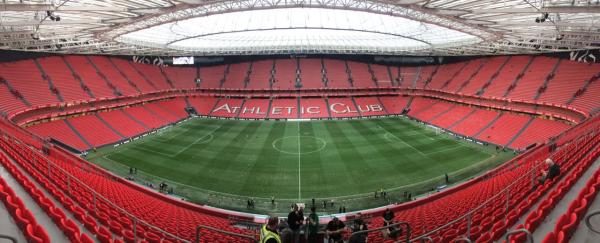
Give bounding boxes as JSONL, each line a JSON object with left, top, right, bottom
{"left": 287, "top": 204, "right": 304, "bottom": 243}
{"left": 326, "top": 217, "right": 346, "bottom": 243}
{"left": 306, "top": 206, "right": 319, "bottom": 243}
{"left": 539, "top": 158, "right": 560, "bottom": 184}
{"left": 349, "top": 213, "right": 368, "bottom": 243}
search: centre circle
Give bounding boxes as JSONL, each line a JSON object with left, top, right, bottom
{"left": 272, "top": 136, "right": 327, "bottom": 155}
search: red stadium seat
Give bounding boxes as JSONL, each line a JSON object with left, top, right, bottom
{"left": 15, "top": 208, "right": 32, "bottom": 229}
{"left": 0, "top": 54, "right": 597, "bottom": 243}
{"left": 475, "top": 232, "right": 491, "bottom": 243}
{"left": 541, "top": 232, "right": 556, "bottom": 243}
{"left": 97, "top": 226, "right": 113, "bottom": 243}
{"left": 122, "top": 229, "right": 136, "bottom": 243}
{"left": 61, "top": 218, "right": 82, "bottom": 242}
{"left": 26, "top": 224, "right": 50, "bottom": 243}
{"left": 80, "top": 233, "right": 95, "bottom": 243}
{"left": 559, "top": 213, "right": 578, "bottom": 241}
{"left": 491, "top": 220, "right": 507, "bottom": 241}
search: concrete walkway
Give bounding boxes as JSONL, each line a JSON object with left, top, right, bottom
{"left": 570, "top": 161, "right": 600, "bottom": 243}
{"left": 0, "top": 202, "right": 27, "bottom": 243}
{"left": 1, "top": 149, "right": 99, "bottom": 242}
{"left": 530, "top": 157, "right": 600, "bottom": 240}
{"left": 0, "top": 160, "right": 68, "bottom": 242}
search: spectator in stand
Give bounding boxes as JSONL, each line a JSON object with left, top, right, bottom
{"left": 326, "top": 217, "right": 346, "bottom": 243}
{"left": 383, "top": 208, "right": 394, "bottom": 225}
{"left": 287, "top": 204, "right": 304, "bottom": 243}
{"left": 306, "top": 206, "right": 319, "bottom": 242}
{"left": 261, "top": 215, "right": 282, "bottom": 243}
{"left": 349, "top": 213, "right": 368, "bottom": 243}
{"left": 279, "top": 222, "right": 294, "bottom": 243}
{"left": 539, "top": 158, "right": 561, "bottom": 184}
{"left": 382, "top": 220, "right": 403, "bottom": 240}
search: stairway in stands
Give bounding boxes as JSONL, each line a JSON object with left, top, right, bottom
{"left": 456, "top": 59, "right": 488, "bottom": 93}
{"left": 476, "top": 56, "right": 511, "bottom": 96}
{"left": 34, "top": 59, "right": 64, "bottom": 102}
{"left": 85, "top": 56, "right": 122, "bottom": 96}
{"left": 63, "top": 120, "right": 92, "bottom": 150}
{"left": 107, "top": 58, "right": 142, "bottom": 93}
{"left": 567, "top": 71, "right": 600, "bottom": 105}
{"left": 61, "top": 56, "right": 95, "bottom": 99}
{"left": 0, "top": 75, "right": 31, "bottom": 110}
{"left": 472, "top": 113, "right": 503, "bottom": 138}
{"left": 503, "top": 57, "right": 536, "bottom": 97}
{"left": 243, "top": 61, "right": 253, "bottom": 88}
{"left": 505, "top": 117, "right": 535, "bottom": 147}
{"left": 95, "top": 114, "right": 126, "bottom": 139}
{"left": 532, "top": 59, "right": 562, "bottom": 101}
{"left": 504, "top": 130, "right": 600, "bottom": 243}
{"left": 438, "top": 61, "right": 469, "bottom": 90}
{"left": 447, "top": 108, "right": 477, "bottom": 130}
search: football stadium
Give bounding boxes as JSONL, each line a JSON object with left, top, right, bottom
{"left": 0, "top": 1, "right": 599, "bottom": 243}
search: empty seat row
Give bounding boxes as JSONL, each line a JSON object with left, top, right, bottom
{"left": 0, "top": 56, "right": 598, "bottom": 121}
{"left": 0, "top": 149, "right": 96, "bottom": 243}
{"left": 0, "top": 172, "right": 50, "bottom": 243}
{"left": 507, "top": 134, "right": 600, "bottom": 243}
{"left": 0, "top": 129, "right": 257, "bottom": 242}
{"left": 542, "top": 150, "right": 600, "bottom": 243}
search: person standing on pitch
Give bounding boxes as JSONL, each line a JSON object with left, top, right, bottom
{"left": 261, "top": 215, "right": 282, "bottom": 243}
{"left": 287, "top": 204, "right": 304, "bottom": 243}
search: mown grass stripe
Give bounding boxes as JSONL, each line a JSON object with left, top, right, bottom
{"left": 88, "top": 117, "right": 513, "bottom": 201}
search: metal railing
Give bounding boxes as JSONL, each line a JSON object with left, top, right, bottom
{"left": 585, "top": 210, "right": 600, "bottom": 234}
{"left": 0, "top": 234, "right": 18, "bottom": 243}
{"left": 411, "top": 236, "right": 433, "bottom": 243}
{"left": 0, "top": 136, "right": 189, "bottom": 243}
{"left": 410, "top": 158, "right": 545, "bottom": 242}
{"left": 4, "top": 107, "right": 597, "bottom": 243}
{"left": 453, "top": 236, "right": 472, "bottom": 243}
{"left": 504, "top": 228, "right": 533, "bottom": 243}
{"left": 94, "top": 115, "right": 504, "bottom": 215}
{"left": 195, "top": 225, "right": 257, "bottom": 243}
{"left": 410, "top": 130, "right": 600, "bottom": 242}
{"left": 349, "top": 221, "right": 410, "bottom": 243}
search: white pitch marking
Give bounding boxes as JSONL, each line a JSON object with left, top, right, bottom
{"left": 297, "top": 122, "right": 302, "bottom": 200}
{"left": 424, "top": 144, "right": 465, "bottom": 155}
{"left": 128, "top": 146, "right": 174, "bottom": 157}
{"left": 171, "top": 124, "right": 222, "bottom": 157}
{"left": 172, "top": 133, "right": 214, "bottom": 157}
{"left": 271, "top": 136, "right": 326, "bottom": 155}
{"left": 382, "top": 132, "right": 427, "bottom": 157}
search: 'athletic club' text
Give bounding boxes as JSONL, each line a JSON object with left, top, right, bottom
{"left": 212, "top": 103, "right": 384, "bottom": 115}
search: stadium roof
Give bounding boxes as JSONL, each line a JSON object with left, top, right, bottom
{"left": 0, "top": 0, "right": 599, "bottom": 56}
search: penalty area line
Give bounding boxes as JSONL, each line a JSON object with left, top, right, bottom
{"left": 171, "top": 124, "right": 222, "bottom": 157}
{"left": 383, "top": 131, "right": 427, "bottom": 157}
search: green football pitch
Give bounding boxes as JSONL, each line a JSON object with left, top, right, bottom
{"left": 87, "top": 117, "right": 514, "bottom": 213}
